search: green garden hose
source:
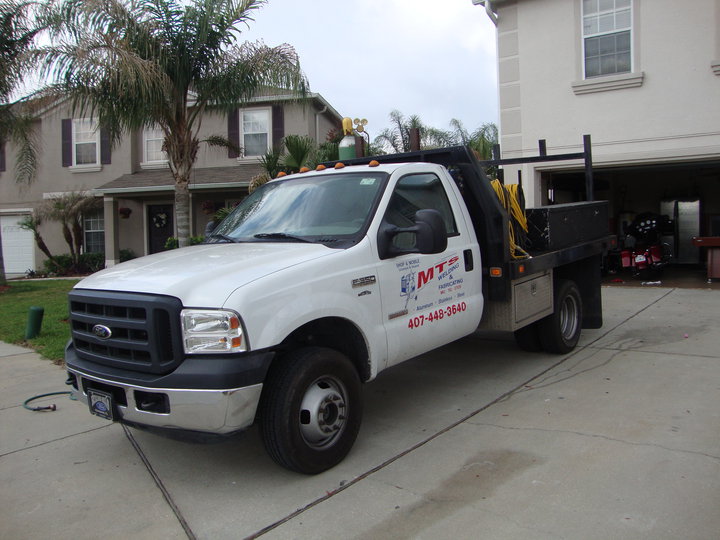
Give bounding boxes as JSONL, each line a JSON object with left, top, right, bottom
{"left": 23, "top": 391, "right": 74, "bottom": 411}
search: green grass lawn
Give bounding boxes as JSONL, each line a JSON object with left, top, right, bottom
{"left": 0, "top": 279, "right": 80, "bottom": 363}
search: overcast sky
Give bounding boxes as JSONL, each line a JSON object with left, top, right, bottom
{"left": 240, "top": 0, "right": 499, "bottom": 139}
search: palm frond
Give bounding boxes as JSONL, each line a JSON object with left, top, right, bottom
{"left": 282, "top": 134, "right": 314, "bottom": 172}
{"left": 259, "top": 146, "right": 282, "bottom": 178}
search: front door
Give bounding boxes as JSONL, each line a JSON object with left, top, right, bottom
{"left": 148, "top": 204, "right": 174, "bottom": 254}
{"left": 376, "top": 172, "right": 483, "bottom": 368}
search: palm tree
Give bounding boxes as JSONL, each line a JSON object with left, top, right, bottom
{"left": 35, "top": 0, "right": 308, "bottom": 247}
{"left": 37, "top": 192, "right": 102, "bottom": 270}
{"left": 374, "top": 110, "right": 455, "bottom": 153}
{"left": 449, "top": 119, "right": 498, "bottom": 159}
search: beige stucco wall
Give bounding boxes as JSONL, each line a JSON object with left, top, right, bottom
{"left": 493, "top": 0, "right": 720, "bottom": 207}
{"left": 0, "top": 102, "right": 134, "bottom": 270}
{"left": 1, "top": 96, "right": 342, "bottom": 271}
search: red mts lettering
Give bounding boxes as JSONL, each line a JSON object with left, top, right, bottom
{"left": 418, "top": 268, "right": 434, "bottom": 288}
{"left": 434, "top": 256, "right": 459, "bottom": 274}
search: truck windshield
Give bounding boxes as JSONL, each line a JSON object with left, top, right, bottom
{"left": 209, "top": 171, "right": 388, "bottom": 245}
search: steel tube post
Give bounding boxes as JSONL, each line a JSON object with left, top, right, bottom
{"left": 584, "top": 134, "right": 594, "bottom": 201}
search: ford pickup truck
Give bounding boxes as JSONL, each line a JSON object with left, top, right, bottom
{"left": 65, "top": 146, "right": 610, "bottom": 473}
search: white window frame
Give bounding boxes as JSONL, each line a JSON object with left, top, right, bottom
{"left": 141, "top": 125, "right": 169, "bottom": 169}
{"left": 71, "top": 118, "right": 101, "bottom": 171}
{"left": 239, "top": 107, "right": 272, "bottom": 159}
{"left": 581, "top": 0, "right": 633, "bottom": 80}
{"left": 83, "top": 208, "right": 105, "bottom": 254}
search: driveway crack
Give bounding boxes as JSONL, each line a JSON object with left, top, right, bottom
{"left": 122, "top": 425, "right": 197, "bottom": 540}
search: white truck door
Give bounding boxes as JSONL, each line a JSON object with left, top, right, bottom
{"left": 376, "top": 171, "right": 483, "bottom": 368}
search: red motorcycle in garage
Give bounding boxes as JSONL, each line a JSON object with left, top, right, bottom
{"left": 620, "top": 213, "right": 673, "bottom": 278}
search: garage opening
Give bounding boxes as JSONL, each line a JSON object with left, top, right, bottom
{"left": 541, "top": 160, "right": 720, "bottom": 266}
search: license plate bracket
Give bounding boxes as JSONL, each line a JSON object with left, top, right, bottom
{"left": 88, "top": 389, "right": 115, "bottom": 421}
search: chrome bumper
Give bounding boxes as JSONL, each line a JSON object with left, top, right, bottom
{"left": 68, "top": 368, "right": 263, "bottom": 435}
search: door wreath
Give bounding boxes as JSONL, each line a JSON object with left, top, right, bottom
{"left": 153, "top": 212, "right": 168, "bottom": 228}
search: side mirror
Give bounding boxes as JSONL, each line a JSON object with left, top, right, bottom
{"left": 378, "top": 209, "right": 448, "bottom": 260}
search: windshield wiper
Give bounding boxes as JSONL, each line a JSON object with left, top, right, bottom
{"left": 207, "top": 233, "right": 239, "bottom": 243}
{"left": 253, "top": 232, "right": 313, "bottom": 243}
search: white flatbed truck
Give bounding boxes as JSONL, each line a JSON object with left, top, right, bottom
{"left": 65, "top": 145, "right": 611, "bottom": 473}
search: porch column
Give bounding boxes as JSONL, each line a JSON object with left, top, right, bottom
{"left": 104, "top": 196, "right": 120, "bottom": 268}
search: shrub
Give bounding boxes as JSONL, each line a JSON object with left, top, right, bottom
{"left": 164, "top": 236, "right": 204, "bottom": 250}
{"left": 119, "top": 248, "right": 137, "bottom": 262}
{"left": 43, "top": 254, "right": 73, "bottom": 276}
{"left": 41, "top": 252, "right": 105, "bottom": 275}
{"left": 79, "top": 252, "right": 105, "bottom": 273}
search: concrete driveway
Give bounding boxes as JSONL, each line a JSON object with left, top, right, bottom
{"left": 1, "top": 286, "right": 719, "bottom": 539}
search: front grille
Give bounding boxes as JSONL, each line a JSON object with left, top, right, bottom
{"left": 69, "top": 289, "right": 184, "bottom": 374}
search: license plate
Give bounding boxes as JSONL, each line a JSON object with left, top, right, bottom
{"left": 634, "top": 254, "right": 646, "bottom": 263}
{"left": 88, "top": 389, "right": 115, "bottom": 421}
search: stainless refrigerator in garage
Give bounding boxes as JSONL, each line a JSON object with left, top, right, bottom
{"left": 661, "top": 199, "right": 701, "bottom": 264}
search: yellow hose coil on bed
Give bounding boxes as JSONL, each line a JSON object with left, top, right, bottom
{"left": 491, "top": 180, "right": 530, "bottom": 260}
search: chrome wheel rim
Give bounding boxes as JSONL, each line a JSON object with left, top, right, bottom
{"left": 299, "top": 375, "right": 348, "bottom": 449}
{"left": 560, "top": 294, "right": 579, "bottom": 342}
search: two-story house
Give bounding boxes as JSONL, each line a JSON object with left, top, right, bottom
{"left": 0, "top": 93, "right": 342, "bottom": 276}
{"left": 475, "top": 0, "right": 720, "bottom": 263}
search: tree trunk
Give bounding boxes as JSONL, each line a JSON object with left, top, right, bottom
{"left": 175, "top": 178, "right": 191, "bottom": 248}
{"left": 33, "top": 232, "right": 56, "bottom": 268}
{"left": 72, "top": 218, "right": 83, "bottom": 264}
{"left": 61, "top": 222, "right": 76, "bottom": 262}
{"left": 168, "top": 128, "right": 199, "bottom": 249}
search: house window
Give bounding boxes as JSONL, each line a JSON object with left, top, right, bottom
{"left": 83, "top": 209, "right": 105, "bottom": 254}
{"left": 73, "top": 119, "right": 100, "bottom": 166}
{"left": 582, "top": 0, "right": 632, "bottom": 78}
{"left": 144, "top": 125, "right": 167, "bottom": 163}
{"left": 241, "top": 109, "right": 270, "bottom": 157}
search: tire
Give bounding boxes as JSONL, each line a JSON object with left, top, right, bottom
{"left": 514, "top": 321, "right": 543, "bottom": 352}
{"left": 539, "top": 279, "right": 582, "bottom": 354}
{"left": 259, "top": 347, "right": 362, "bottom": 474}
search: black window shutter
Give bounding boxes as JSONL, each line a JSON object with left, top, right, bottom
{"left": 272, "top": 105, "right": 284, "bottom": 151}
{"left": 61, "top": 118, "right": 72, "bottom": 167}
{"left": 100, "top": 128, "right": 111, "bottom": 165}
{"left": 0, "top": 142, "right": 6, "bottom": 172}
{"left": 228, "top": 108, "right": 239, "bottom": 158}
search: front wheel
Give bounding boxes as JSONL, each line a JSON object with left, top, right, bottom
{"left": 259, "top": 347, "right": 362, "bottom": 474}
{"left": 539, "top": 279, "right": 582, "bottom": 354}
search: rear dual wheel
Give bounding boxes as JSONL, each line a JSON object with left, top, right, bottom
{"left": 514, "top": 279, "right": 582, "bottom": 354}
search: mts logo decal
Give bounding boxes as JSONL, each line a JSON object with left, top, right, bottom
{"left": 418, "top": 256, "right": 459, "bottom": 288}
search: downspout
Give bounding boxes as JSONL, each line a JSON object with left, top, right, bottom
{"left": 315, "top": 105, "right": 328, "bottom": 142}
{"left": 471, "top": 0, "right": 498, "bottom": 26}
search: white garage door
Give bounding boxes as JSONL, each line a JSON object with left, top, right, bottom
{"left": 1, "top": 214, "right": 35, "bottom": 276}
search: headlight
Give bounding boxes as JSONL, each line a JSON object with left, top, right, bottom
{"left": 181, "top": 309, "right": 246, "bottom": 354}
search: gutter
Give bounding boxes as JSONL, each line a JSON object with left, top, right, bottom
{"left": 92, "top": 181, "right": 250, "bottom": 196}
{"left": 471, "top": 0, "right": 498, "bottom": 26}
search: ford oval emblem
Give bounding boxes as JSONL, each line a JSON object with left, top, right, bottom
{"left": 92, "top": 325, "right": 112, "bottom": 340}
